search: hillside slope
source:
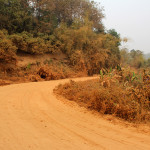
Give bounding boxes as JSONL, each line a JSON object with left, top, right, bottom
{"left": 0, "top": 77, "right": 150, "bottom": 150}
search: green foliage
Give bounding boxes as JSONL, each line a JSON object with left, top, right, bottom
{"left": 100, "top": 70, "right": 103, "bottom": 80}
{"left": 131, "top": 72, "right": 138, "bottom": 82}
{"left": 9, "top": 32, "right": 55, "bottom": 54}
{"left": 0, "top": 30, "right": 17, "bottom": 55}
{"left": 120, "top": 49, "right": 146, "bottom": 68}
{"left": 129, "top": 50, "right": 145, "bottom": 68}
{"left": 10, "top": 33, "right": 28, "bottom": 52}
{"left": 0, "top": 0, "right": 32, "bottom": 34}
{"left": 0, "top": 30, "right": 17, "bottom": 71}
{"left": 51, "top": 22, "right": 121, "bottom": 74}
{"left": 26, "top": 63, "right": 31, "bottom": 70}
{"left": 107, "top": 29, "right": 120, "bottom": 39}
{"left": 0, "top": 0, "right": 104, "bottom": 35}
{"left": 117, "top": 64, "right": 121, "bottom": 71}
{"left": 0, "top": 0, "right": 122, "bottom": 72}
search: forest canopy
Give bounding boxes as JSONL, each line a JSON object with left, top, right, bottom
{"left": 2, "top": 0, "right": 146, "bottom": 75}
{"left": 0, "top": 0, "right": 104, "bottom": 34}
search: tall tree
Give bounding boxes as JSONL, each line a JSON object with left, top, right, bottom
{"left": 0, "top": 0, "right": 32, "bottom": 33}
{"left": 130, "top": 49, "right": 145, "bottom": 68}
{"left": 53, "top": 0, "right": 104, "bottom": 31}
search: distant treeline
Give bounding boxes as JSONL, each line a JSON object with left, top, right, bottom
{"left": 120, "top": 49, "right": 150, "bottom": 68}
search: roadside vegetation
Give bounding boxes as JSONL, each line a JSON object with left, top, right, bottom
{"left": 0, "top": 0, "right": 123, "bottom": 84}
{"left": 56, "top": 67, "right": 150, "bottom": 123}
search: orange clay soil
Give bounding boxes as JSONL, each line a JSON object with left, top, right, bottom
{"left": 0, "top": 77, "right": 150, "bottom": 150}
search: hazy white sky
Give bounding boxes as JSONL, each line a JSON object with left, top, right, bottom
{"left": 95, "top": 0, "right": 150, "bottom": 54}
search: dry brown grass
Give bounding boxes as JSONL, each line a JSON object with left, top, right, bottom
{"left": 0, "top": 79, "right": 12, "bottom": 86}
{"left": 55, "top": 68, "right": 150, "bottom": 123}
{"left": 0, "top": 57, "right": 87, "bottom": 85}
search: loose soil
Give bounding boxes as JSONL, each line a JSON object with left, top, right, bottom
{"left": 0, "top": 77, "right": 150, "bottom": 150}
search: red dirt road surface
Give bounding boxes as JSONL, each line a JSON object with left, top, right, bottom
{"left": 0, "top": 77, "right": 150, "bottom": 150}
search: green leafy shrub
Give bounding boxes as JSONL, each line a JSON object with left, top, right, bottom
{"left": 10, "top": 32, "right": 54, "bottom": 54}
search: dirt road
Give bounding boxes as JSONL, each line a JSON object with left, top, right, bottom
{"left": 0, "top": 77, "right": 150, "bottom": 150}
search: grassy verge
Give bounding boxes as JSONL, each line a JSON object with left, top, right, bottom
{"left": 55, "top": 68, "right": 150, "bottom": 123}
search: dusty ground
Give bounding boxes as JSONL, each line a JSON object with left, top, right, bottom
{"left": 0, "top": 77, "right": 150, "bottom": 150}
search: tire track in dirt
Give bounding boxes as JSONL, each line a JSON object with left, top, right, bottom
{"left": 0, "top": 77, "right": 150, "bottom": 150}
